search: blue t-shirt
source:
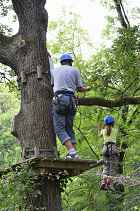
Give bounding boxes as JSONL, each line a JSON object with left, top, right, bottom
{"left": 51, "top": 65, "right": 83, "bottom": 93}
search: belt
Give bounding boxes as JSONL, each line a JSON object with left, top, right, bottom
{"left": 55, "top": 90, "right": 74, "bottom": 96}
{"left": 104, "top": 141, "right": 116, "bottom": 146}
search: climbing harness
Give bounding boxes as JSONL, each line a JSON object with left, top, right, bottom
{"left": 53, "top": 90, "right": 77, "bottom": 115}
{"left": 102, "top": 142, "right": 120, "bottom": 157}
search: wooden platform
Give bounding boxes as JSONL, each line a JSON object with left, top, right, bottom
{"left": 31, "top": 157, "right": 103, "bottom": 177}
{"left": 0, "top": 157, "right": 103, "bottom": 178}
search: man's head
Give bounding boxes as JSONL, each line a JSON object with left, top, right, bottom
{"left": 60, "top": 53, "right": 73, "bottom": 66}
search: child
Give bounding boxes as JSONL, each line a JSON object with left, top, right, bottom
{"left": 100, "top": 115, "right": 119, "bottom": 190}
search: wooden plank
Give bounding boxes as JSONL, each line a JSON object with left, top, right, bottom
{"left": 32, "top": 158, "right": 103, "bottom": 176}
{"left": 34, "top": 159, "right": 100, "bottom": 170}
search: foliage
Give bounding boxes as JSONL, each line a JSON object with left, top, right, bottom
{"left": 48, "top": 10, "right": 140, "bottom": 211}
{"left": 48, "top": 10, "right": 93, "bottom": 64}
{"left": 0, "top": 0, "right": 13, "bottom": 34}
{"left": 0, "top": 85, "right": 20, "bottom": 167}
{"left": 0, "top": 166, "right": 35, "bottom": 211}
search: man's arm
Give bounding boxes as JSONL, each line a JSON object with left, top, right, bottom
{"left": 76, "top": 69, "right": 91, "bottom": 92}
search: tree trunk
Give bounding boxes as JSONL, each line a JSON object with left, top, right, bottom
{"left": 26, "top": 177, "right": 62, "bottom": 211}
{"left": 11, "top": 0, "right": 62, "bottom": 210}
{"left": 11, "top": 0, "right": 56, "bottom": 157}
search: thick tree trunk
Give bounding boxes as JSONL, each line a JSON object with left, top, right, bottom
{"left": 11, "top": 0, "right": 56, "bottom": 157}
{"left": 11, "top": 0, "right": 62, "bottom": 210}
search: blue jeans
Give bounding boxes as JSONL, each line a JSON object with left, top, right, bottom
{"left": 53, "top": 93, "right": 76, "bottom": 145}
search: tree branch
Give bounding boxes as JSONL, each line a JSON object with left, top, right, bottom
{"left": 113, "top": 0, "right": 130, "bottom": 28}
{"left": 78, "top": 96, "right": 140, "bottom": 107}
{"left": 120, "top": 0, "right": 130, "bottom": 26}
{"left": 0, "top": 33, "right": 22, "bottom": 71}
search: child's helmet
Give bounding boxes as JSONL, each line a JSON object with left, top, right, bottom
{"left": 104, "top": 115, "right": 115, "bottom": 125}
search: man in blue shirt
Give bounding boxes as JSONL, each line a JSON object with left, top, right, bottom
{"left": 51, "top": 53, "right": 90, "bottom": 159}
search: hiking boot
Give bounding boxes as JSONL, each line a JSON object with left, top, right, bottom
{"left": 64, "top": 153, "right": 80, "bottom": 160}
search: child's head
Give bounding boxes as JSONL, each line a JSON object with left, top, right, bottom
{"left": 103, "top": 115, "right": 115, "bottom": 136}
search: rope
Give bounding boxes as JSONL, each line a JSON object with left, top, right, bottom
{"left": 75, "top": 101, "right": 100, "bottom": 159}
{"left": 76, "top": 126, "right": 100, "bottom": 159}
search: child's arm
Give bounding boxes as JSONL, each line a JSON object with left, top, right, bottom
{"left": 99, "top": 129, "right": 103, "bottom": 137}
{"left": 97, "top": 123, "right": 103, "bottom": 136}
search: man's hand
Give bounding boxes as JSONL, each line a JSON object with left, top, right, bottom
{"left": 77, "top": 86, "right": 91, "bottom": 92}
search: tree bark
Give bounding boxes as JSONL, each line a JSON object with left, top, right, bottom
{"left": 11, "top": 0, "right": 56, "bottom": 158}
{"left": 10, "top": 0, "right": 62, "bottom": 210}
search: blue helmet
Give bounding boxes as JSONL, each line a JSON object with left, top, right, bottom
{"left": 60, "top": 53, "right": 73, "bottom": 62}
{"left": 104, "top": 115, "right": 115, "bottom": 125}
